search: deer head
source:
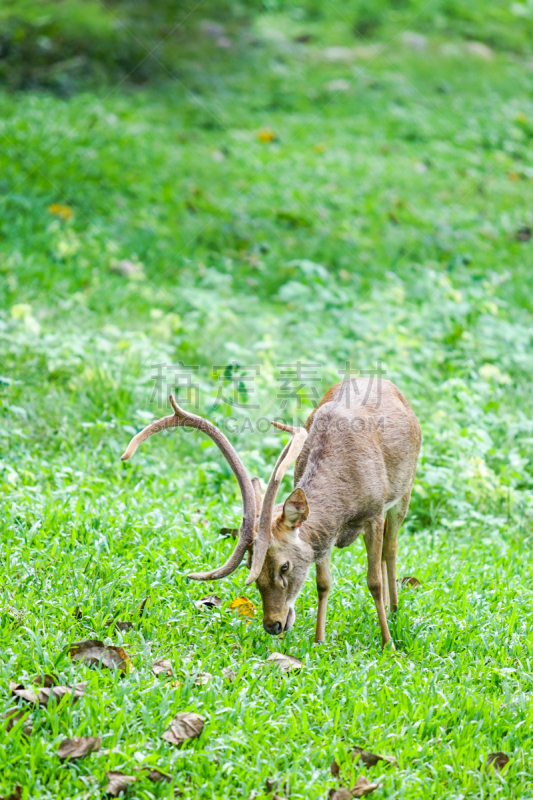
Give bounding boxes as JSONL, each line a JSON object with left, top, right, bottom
{"left": 121, "top": 398, "right": 312, "bottom": 635}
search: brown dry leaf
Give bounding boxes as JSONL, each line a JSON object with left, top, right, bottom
{"left": 58, "top": 735, "right": 101, "bottom": 760}
{"left": 110, "top": 259, "right": 145, "bottom": 279}
{"left": 68, "top": 639, "right": 131, "bottom": 674}
{"left": 351, "top": 776, "right": 380, "bottom": 797}
{"left": 265, "top": 777, "right": 277, "bottom": 793}
{"left": 152, "top": 659, "right": 174, "bottom": 677}
{"left": 105, "top": 619, "right": 134, "bottom": 633}
{"left": 145, "top": 768, "right": 171, "bottom": 783}
{"left": 48, "top": 203, "right": 74, "bottom": 220}
{"left": 162, "top": 712, "right": 205, "bottom": 746}
{"left": 352, "top": 746, "right": 396, "bottom": 767}
{"left": 219, "top": 527, "right": 239, "bottom": 539}
{"left": 516, "top": 226, "right": 532, "bottom": 242}
{"left": 485, "top": 752, "right": 510, "bottom": 772}
{"left": 195, "top": 595, "right": 222, "bottom": 610}
{"left": 266, "top": 652, "right": 303, "bottom": 673}
{"left": 229, "top": 597, "right": 255, "bottom": 619}
{"left": 401, "top": 576, "right": 421, "bottom": 588}
{"left": 3, "top": 708, "right": 32, "bottom": 736}
{"left": 1, "top": 785, "right": 22, "bottom": 800}
{"left": 106, "top": 771, "right": 136, "bottom": 796}
{"left": 222, "top": 667, "right": 236, "bottom": 683}
{"left": 194, "top": 672, "right": 212, "bottom": 686}
{"left": 10, "top": 679, "right": 86, "bottom": 707}
{"left": 330, "top": 759, "right": 340, "bottom": 777}
{"left": 329, "top": 789, "right": 352, "bottom": 800}
{"left": 138, "top": 597, "right": 150, "bottom": 617}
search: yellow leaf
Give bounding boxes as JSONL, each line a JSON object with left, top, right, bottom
{"left": 229, "top": 596, "right": 255, "bottom": 619}
{"left": 257, "top": 129, "right": 275, "bottom": 143}
{"left": 48, "top": 203, "right": 74, "bottom": 220}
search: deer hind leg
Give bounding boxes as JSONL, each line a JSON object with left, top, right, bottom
{"left": 383, "top": 490, "right": 412, "bottom": 614}
{"left": 314, "top": 556, "right": 332, "bottom": 643}
{"left": 363, "top": 515, "right": 391, "bottom": 648}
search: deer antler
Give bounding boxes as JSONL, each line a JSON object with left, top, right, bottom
{"left": 246, "top": 421, "right": 308, "bottom": 585}
{"left": 121, "top": 395, "right": 256, "bottom": 581}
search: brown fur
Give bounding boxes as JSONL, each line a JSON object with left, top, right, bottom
{"left": 255, "top": 378, "right": 421, "bottom": 646}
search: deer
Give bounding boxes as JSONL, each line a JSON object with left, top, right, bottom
{"left": 121, "top": 377, "right": 421, "bottom": 648}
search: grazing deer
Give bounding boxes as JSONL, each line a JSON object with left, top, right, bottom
{"left": 122, "top": 378, "right": 421, "bottom": 647}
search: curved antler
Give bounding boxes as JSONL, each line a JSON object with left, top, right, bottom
{"left": 121, "top": 395, "right": 256, "bottom": 581}
{"left": 245, "top": 421, "right": 308, "bottom": 585}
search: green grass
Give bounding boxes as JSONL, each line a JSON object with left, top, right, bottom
{"left": 1, "top": 10, "right": 533, "bottom": 799}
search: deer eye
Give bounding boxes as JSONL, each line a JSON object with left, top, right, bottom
{"left": 280, "top": 562, "right": 290, "bottom": 574}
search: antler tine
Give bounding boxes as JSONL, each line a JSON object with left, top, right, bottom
{"left": 271, "top": 420, "right": 298, "bottom": 434}
{"left": 245, "top": 422, "right": 308, "bottom": 585}
{"left": 121, "top": 395, "right": 256, "bottom": 581}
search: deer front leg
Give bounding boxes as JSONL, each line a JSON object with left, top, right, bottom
{"left": 314, "top": 557, "right": 332, "bottom": 643}
{"left": 364, "top": 516, "right": 392, "bottom": 648}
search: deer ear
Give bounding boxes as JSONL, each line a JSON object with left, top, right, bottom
{"left": 281, "top": 488, "right": 309, "bottom": 529}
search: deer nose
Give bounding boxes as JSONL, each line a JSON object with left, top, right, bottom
{"left": 263, "top": 620, "right": 282, "bottom": 635}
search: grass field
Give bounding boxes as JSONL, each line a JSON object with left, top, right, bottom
{"left": 1, "top": 7, "right": 533, "bottom": 799}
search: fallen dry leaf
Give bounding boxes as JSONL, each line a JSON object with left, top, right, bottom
{"left": 48, "top": 203, "right": 74, "bottom": 220}
{"left": 401, "top": 576, "right": 421, "bottom": 588}
{"left": 329, "top": 789, "right": 352, "bottom": 800}
{"left": 266, "top": 652, "right": 303, "bottom": 673}
{"left": 257, "top": 129, "right": 276, "bottom": 143}
{"left": 152, "top": 659, "right": 174, "bottom": 677}
{"left": 3, "top": 708, "right": 32, "bottom": 736}
{"left": 194, "top": 672, "right": 212, "bottom": 686}
{"left": 68, "top": 639, "right": 131, "bottom": 673}
{"left": 138, "top": 597, "right": 150, "bottom": 617}
{"left": 1, "top": 785, "right": 22, "bottom": 800}
{"left": 195, "top": 595, "right": 222, "bottom": 610}
{"left": 352, "top": 746, "right": 396, "bottom": 767}
{"left": 485, "top": 752, "right": 510, "bottom": 772}
{"left": 351, "top": 776, "right": 380, "bottom": 797}
{"left": 106, "top": 619, "right": 134, "bottom": 633}
{"left": 106, "top": 771, "right": 136, "bottom": 796}
{"left": 222, "top": 667, "right": 236, "bottom": 682}
{"left": 58, "top": 735, "right": 101, "bottom": 760}
{"left": 145, "top": 768, "right": 171, "bottom": 783}
{"left": 109, "top": 259, "right": 145, "bottom": 280}
{"left": 10, "top": 679, "right": 86, "bottom": 707}
{"left": 516, "top": 226, "right": 531, "bottom": 242}
{"left": 219, "top": 527, "right": 239, "bottom": 539}
{"left": 229, "top": 596, "right": 255, "bottom": 619}
{"left": 162, "top": 712, "right": 205, "bottom": 746}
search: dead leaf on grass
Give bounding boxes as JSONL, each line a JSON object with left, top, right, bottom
{"left": 401, "top": 576, "right": 421, "bottom": 588}
{"left": 351, "top": 776, "right": 380, "bottom": 797}
{"left": 1, "top": 784, "right": 22, "bottom": 800}
{"left": 138, "top": 597, "right": 150, "bottom": 617}
{"left": 145, "top": 768, "right": 172, "bottom": 783}
{"left": 219, "top": 527, "right": 239, "bottom": 539}
{"left": 152, "top": 658, "right": 174, "bottom": 677}
{"left": 266, "top": 652, "right": 303, "bottom": 673}
{"left": 222, "top": 667, "right": 236, "bottom": 682}
{"left": 10, "top": 679, "right": 86, "bottom": 706}
{"left": 68, "top": 639, "right": 131, "bottom": 674}
{"left": 352, "top": 746, "right": 396, "bottom": 767}
{"left": 194, "top": 672, "right": 212, "bottom": 686}
{"left": 516, "top": 226, "right": 532, "bottom": 242}
{"left": 229, "top": 596, "right": 255, "bottom": 619}
{"left": 329, "top": 789, "right": 352, "bottom": 800}
{"left": 106, "top": 771, "right": 136, "bottom": 796}
{"left": 106, "top": 619, "right": 134, "bottom": 633}
{"left": 3, "top": 708, "right": 32, "bottom": 736}
{"left": 162, "top": 712, "right": 205, "bottom": 746}
{"left": 195, "top": 595, "right": 222, "bottom": 610}
{"left": 485, "top": 752, "right": 510, "bottom": 772}
{"left": 57, "top": 735, "right": 101, "bottom": 760}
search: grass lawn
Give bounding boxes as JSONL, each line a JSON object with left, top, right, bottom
{"left": 1, "top": 10, "right": 533, "bottom": 799}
